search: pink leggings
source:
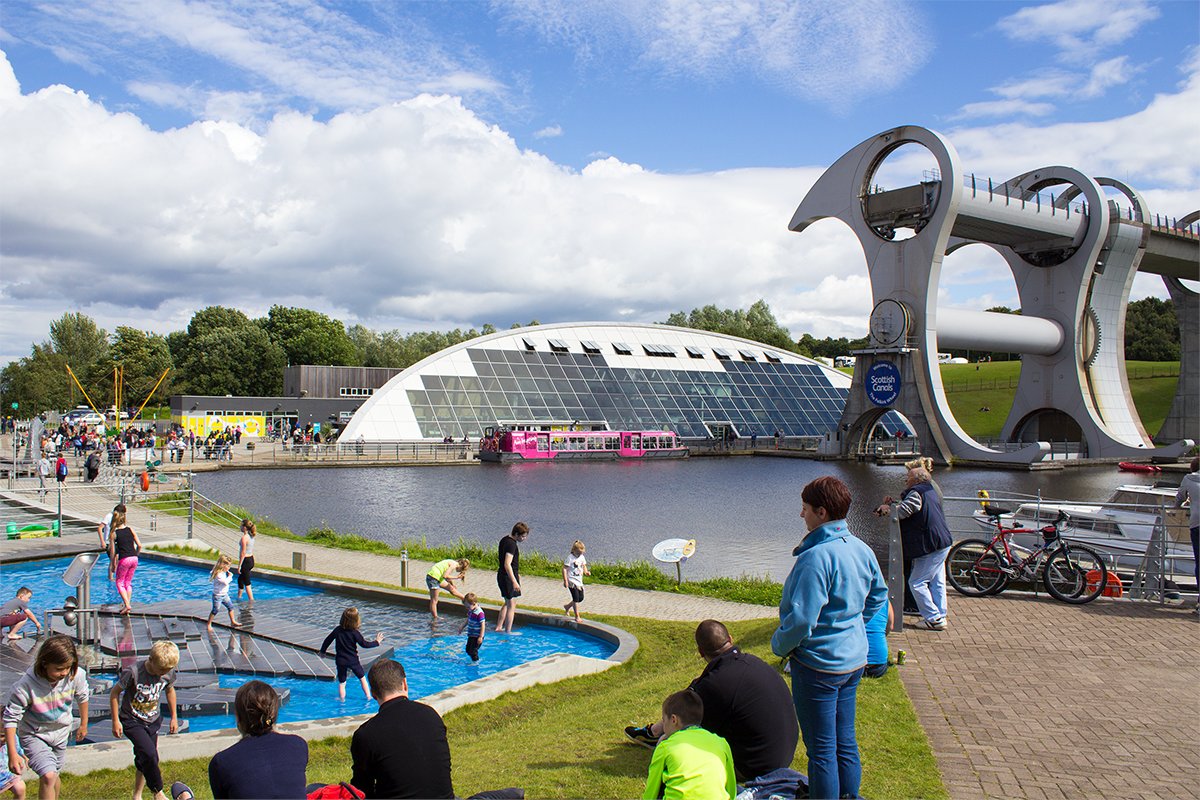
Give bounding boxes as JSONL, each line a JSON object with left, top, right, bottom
{"left": 115, "top": 557, "right": 139, "bottom": 598}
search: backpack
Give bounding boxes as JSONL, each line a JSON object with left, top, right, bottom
{"left": 56, "top": 459, "right": 68, "bottom": 478}
{"left": 306, "top": 783, "right": 365, "bottom": 800}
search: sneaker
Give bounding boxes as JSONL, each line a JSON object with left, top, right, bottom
{"left": 915, "top": 617, "right": 947, "bottom": 631}
{"left": 624, "top": 724, "right": 660, "bottom": 749}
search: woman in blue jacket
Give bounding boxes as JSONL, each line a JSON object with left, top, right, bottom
{"left": 772, "top": 476, "right": 887, "bottom": 800}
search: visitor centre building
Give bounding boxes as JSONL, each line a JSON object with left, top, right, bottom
{"left": 341, "top": 322, "right": 861, "bottom": 442}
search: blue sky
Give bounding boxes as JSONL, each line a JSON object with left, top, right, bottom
{"left": 1, "top": 0, "right": 1197, "bottom": 364}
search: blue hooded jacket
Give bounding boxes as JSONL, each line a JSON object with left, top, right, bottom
{"left": 771, "top": 519, "right": 888, "bottom": 673}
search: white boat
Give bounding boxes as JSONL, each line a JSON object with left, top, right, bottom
{"left": 972, "top": 483, "right": 1195, "bottom": 589}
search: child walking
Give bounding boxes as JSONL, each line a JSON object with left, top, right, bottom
{"left": 206, "top": 555, "right": 242, "bottom": 633}
{"left": 109, "top": 641, "right": 179, "bottom": 800}
{"left": 2, "top": 635, "right": 90, "bottom": 800}
{"left": 461, "top": 593, "right": 485, "bottom": 662}
{"left": 562, "top": 540, "right": 591, "bottom": 623}
{"left": 319, "top": 608, "right": 383, "bottom": 701}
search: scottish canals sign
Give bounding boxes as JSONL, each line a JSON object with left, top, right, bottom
{"left": 866, "top": 361, "right": 901, "bottom": 407}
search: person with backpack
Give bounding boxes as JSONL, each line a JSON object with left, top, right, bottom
{"left": 54, "top": 454, "right": 68, "bottom": 491}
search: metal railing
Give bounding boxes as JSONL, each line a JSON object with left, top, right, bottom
{"left": 940, "top": 490, "right": 1195, "bottom": 602}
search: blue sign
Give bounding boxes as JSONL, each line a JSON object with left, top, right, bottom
{"left": 866, "top": 361, "right": 901, "bottom": 407}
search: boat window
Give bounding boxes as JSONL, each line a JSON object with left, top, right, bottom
{"left": 713, "top": 348, "right": 732, "bottom": 360}
{"left": 536, "top": 435, "right": 549, "bottom": 452}
{"left": 630, "top": 433, "right": 641, "bottom": 449}
{"left": 685, "top": 346, "right": 705, "bottom": 358}
{"left": 580, "top": 340, "right": 602, "bottom": 354}
{"left": 522, "top": 337, "right": 536, "bottom": 351}
{"left": 548, "top": 338, "right": 570, "bottom": 353}
{"left": 612, "top": 341, "right": 632, "bottom": 355}
{"left": 738, "top": 349, "right": 757, "bottom": 361}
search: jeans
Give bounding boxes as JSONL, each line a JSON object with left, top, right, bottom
{"left": 790, "top": 660, "right": 864, "bottom": 800}
{"left": 909, "top": 546, "right": 950, "bottom": 623}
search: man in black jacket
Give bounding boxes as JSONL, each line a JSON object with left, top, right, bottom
{"left": 351, "top": 659, "right": 454, "bottom": 799}
{"left": 624, "top": 619, "right": 799, "bottom": 782}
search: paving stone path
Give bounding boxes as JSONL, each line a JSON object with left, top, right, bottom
{"left": 894, "top": 593, "right": 1198, "bottom": 800}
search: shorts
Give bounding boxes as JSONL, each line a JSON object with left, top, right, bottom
{"left": 21, "top": 733, "right": 65, "bottom": 776}
{"left": 237, "top": 557, "right": 254, "bottom": 589}
{"left": 0, "top": 612, "right": 26, "bottom": 628}
{"left": 497, "top": 573, "right": 521, "bottom": 600}
{"left": 336, "top": 661, "right": 365, "bottom": 683}
{"left": 426, "top": 574, "right": 442, "bottom": 591}
{"left": 568, "top": 585, "right": 584, "bottom": 603}
{"left": 210, "top": 594, "right": 234, "bottom": 616}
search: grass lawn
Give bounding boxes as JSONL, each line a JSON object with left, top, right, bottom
{"left": 59, "top": 616, "right": 945, "bottom": 800}
{"left": 941, "top": 360, "right": 1178, "bottom": 439}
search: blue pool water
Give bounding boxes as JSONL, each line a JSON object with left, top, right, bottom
{"left": 1, "top": 557, "right": 617, "bottom": 733}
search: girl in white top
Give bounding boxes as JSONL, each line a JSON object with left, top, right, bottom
{"left": 206, "top": 555, "right": 242, "bottom": 633}
{"left": 562, "top": 540, "right": 591, "bottom": 623}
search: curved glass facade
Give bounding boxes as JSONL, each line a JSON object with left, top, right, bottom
{"left": 342, "top": 323, "right": 854, "bottom": 441}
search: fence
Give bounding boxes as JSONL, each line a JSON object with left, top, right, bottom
{"left": 942, "top": 364, "right": 1179, "bottom": 395}
{"left": 937, "top": 489, "right": 1195, "bottom": 602}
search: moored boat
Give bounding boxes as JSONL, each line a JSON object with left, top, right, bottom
{"left": 478, "top": 427, "right": 688, "bottom": 463}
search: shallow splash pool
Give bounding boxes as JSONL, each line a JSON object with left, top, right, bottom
{"left": 1, "top": 556, "right": 617, "bottom": 732}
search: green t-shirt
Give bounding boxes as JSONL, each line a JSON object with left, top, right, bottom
{"left": 427, "top": 559, "right": 456, "bottom": 581}
{"left": 643, "top": 725, "right": 736, "bottom": 800}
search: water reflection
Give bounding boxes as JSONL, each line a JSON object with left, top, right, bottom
{"left": 200, "top": 460, "right": 1151, "bottom": 581}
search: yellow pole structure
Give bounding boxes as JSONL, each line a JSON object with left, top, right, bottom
{"left": 130, "top": 368, "right": 170, "bottom": 425}
{"left": 64, "top": 365, "right": 103, "bottom": 415}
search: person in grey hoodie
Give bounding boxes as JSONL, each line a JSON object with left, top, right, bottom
{"left": 1175, "top": 456, "right": 1199, "bottom": 612}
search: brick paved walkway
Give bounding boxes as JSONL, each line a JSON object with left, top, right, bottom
{"left": 895, "top": 593, "right": 1199, "bottom": 800}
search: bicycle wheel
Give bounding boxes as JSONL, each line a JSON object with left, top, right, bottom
{"left": 1043, "top": 543, "right": 1108, "bottom": 604}
{"left": 946, "top": 539, "right": 1008, "bottom": 597}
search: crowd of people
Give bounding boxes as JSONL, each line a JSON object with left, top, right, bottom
{"left": 8, "top": 453, "right": 1192, "bottom": 799}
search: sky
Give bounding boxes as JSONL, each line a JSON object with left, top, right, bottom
{"left": 1, "top": 0, "right": 1198, "bottom": 366}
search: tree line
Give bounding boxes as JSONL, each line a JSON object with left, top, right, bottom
{"left": 0, "top": 297, "right": 1179, "bottom": 416}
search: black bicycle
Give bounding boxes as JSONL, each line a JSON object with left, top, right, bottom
{"left": 946, "top": 509, "right": 1110, "bottom": 604}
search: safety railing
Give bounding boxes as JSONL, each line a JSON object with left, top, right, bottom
{"left": 940, "top": 490, "right": 1195, "bottom": 604}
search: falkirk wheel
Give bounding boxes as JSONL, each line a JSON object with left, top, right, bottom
{"left": 791, "top": 125, "right": 1198, "bottom": 465}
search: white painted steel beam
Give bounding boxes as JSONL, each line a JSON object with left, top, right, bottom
{"left": 936, "top": 309, "right": 1063, "bottom": 355}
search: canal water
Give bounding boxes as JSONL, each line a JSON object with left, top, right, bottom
{"left": 197, "top": 459, "right": 1144, "bottom": 581}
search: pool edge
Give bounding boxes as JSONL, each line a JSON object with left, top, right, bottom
{"left": 53, "top": 550, "right": 639, "bottom": 777}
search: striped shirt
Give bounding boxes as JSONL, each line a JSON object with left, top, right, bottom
{"left": 465, "top": 607, "right": 485, "bottom": 638}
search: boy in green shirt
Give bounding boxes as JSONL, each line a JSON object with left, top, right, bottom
{"left": 643, "top": 690, "right": 736, "bottom": 800}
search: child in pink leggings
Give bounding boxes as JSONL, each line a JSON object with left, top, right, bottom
{"left": 109, "top": 510, "right": 143, "bottom": 614}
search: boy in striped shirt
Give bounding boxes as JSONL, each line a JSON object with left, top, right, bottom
{"left": 461, "top": 593, "right": 486, "bottom": 662}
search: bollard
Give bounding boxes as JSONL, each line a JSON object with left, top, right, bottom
{"left": 293, "top": 552, "right": 306, "bottom": 571}
{"left": 400, "top": 548, "right": 409, "bottom": 588}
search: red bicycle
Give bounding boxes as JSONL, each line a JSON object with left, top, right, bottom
{"left": 946, "top": 509, "right": 1110, "bottom": 604}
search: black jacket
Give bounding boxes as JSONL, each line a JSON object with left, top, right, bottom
{"left": 350, "top": 696, "right": 454, "bottom": 799}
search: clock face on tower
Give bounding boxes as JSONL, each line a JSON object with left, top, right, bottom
{"left": 869, "top": 299, "right": 909, "bottom": 346}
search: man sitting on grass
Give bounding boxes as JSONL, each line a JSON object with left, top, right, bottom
{"left": 643, "top": 690, "right": 736, "bottom": 800}
{"left": 625, "top": 620, "right": 798, "bottom": 784}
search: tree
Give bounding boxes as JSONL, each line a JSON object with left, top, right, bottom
{"left": 1124, "top": 297, "right": 1180, "bottom": 361}
{"left": 110, "top": 327, "right": 174, "bottom": 411}
{"left": 262, "top": 306, "right": 359, "bottom": 366}
{"left": 663, "top": 300, "right": 801, "bottom": 353}
{"left": 175, "top": 306, "right": 286, "bottom": 395}
{"left": 180, "top": 327, "right": 285, "bottom": 396}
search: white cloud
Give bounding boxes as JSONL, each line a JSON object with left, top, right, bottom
{"left": 533, "top": 124, "right": 563, "bottom": 139}
{"left": 997, "top": 0, "right": 1159, "bottom": 58}
{"left": 489, "top": 0, "right": 931, "bottom": 107}
{"left": 7, "top": 0, "right": 508, "bottom": 122}
{"left": 952, "top": 99, "right": 1056, "bottom": 121}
